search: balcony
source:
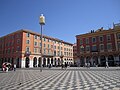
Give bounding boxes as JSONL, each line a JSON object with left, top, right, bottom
{"left": 42, "top": 53, "right": 54, "bottom": 57}
{"left": 24, "top": 51, "right": 31, "bottom": 57}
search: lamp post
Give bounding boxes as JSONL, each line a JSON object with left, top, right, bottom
{"left": 39, "top": 14, "right": 45, "bottom": 72}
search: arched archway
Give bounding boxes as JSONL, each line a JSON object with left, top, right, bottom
{"left": 47, "top": 58, "right": 50, "bottom": 66}
{"left": 38, "top": 57, "right": 41, "bottom": 67}
{"left": 25, "top": 57, "right": 30, "bottom": 68}
{"left": 51, "top": 58, "right": 53, "bottom": 65}
{"left": 5, "top": 58, "right": 7, "bottom": 62}
{"left": 16, "top": 58, "right": 20, "bottom": 68}
{"left": 86, "top": 56, "right": 91, "bottom": 66}
{"left": 108, "top": 55, "right": 114, "bottom": 66}
{"left": 33, "top": 57, "right": 37, "bottom": 67}
{"left": 54, "top": 58, "right": 56, "bottom": 66}
{"left": 8, "top": 58, "right": 10, "bottom": 63}
{"left": 43, "top": 58, "right": 46, "bottom": 67}
{"left": 86, "top": 56, "right": 91, "bottom": 63}
{"left": 58, "top": 58, "right": 60, "bottom": 66}
{"left": 100, "top": 55, "right": 106, "bottom": 67}
{"left": 80, "top": 56, "right": 84, "bottom": 67}
{"left": 67, "top": 59, "right": 69, "bottom": 65}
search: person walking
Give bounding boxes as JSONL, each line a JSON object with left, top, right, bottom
{"left": 106, "top": 61, "right": 109, "bottom": 68}
{"left": 13, "top": 64, "right": 16, "bottom": 71}
{"left": 61, "top": 64, "right": 64, "bottom": 69}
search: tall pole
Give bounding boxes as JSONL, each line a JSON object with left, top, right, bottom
{"left": 39, "top": 14, "right": 45, "bottom": 72}
{"left": 40, "top": 24, "right": 43, "bottom": 72}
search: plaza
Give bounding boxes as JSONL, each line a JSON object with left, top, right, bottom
{"left": 0, "top": 67, "right": 120, "bottom": 90}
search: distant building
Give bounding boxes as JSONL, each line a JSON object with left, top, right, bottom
{"left": 0, "top": 29, "right": 73, "bottom": 68}
{"left": 73, "top": 43, "right": 78, "bottom": 65}
{"left": 76, "top": 23, "right": 120, "bottom": 67}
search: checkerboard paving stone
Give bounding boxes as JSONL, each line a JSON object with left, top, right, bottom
{"left": 0, "top": 69, "right": 120, "bottom": 90}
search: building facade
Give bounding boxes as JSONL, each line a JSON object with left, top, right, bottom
{"left": 73, "top": 43, "right": 78, "bottom": 65}
{"left": 76, "top": 23, "right": 120, "bottom": 67}
{"left": 0, "top": 29, "right": 73, "bottom": 68}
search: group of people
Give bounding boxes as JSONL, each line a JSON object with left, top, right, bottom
{"left": 84, "top": 61, "right": 109, "bottom": 68}
{"left": 2, "top": 62, "right": 16, "bottom": 72}
{"left": 61, "top": 63, "right": 68, "bottom": 69}
{"left": 85, "top": 63, "right": 91, "bottom": 68}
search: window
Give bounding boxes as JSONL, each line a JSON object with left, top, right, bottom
{"left": 34, "top": 35, "right": 37, "bottom": 39}
{"left": 34, "top": 42, "right": 37, "bottom": 46}
{"left": 86, "top": 46, "right": 90, "bottom": 51}
{"left": 44, "top": 49, "right": 46, "bottom": 54}
{"left": 26, "top": 40, "right": 30, "bottom": 44}
{"left": 26, "top": 47, "right": 30, "bottom": 52}
{"left": 86, "top": 38, "right": 89, "bottom": 44}
{"left": 117, "top": 33, "right": 120, "bottom": 39}
{"left": 54, "top": 46, "right": 56, "bottom": 49}
{"left": 17, "top": 39, "right": 20, "bottom": 44}
{"left": 8, "top": 48, "right": 11, "bottom": 53}
{"left": 92, "top": 37, "right": 96, "bottom": 43}
{"left": 16, "top": 34, "right": 20, "bottom": 38}
{"left": 64, "top": 48, "right": 66, "bottom": 51}
{"left": 17, "top": 46, "right": 20, "bottom": 51}
{"left": 80, "top": 39, "right": 83, "bottom": 44}
{"left": 58, "top": 51, "right": 60, "bottom": 56}
{"left": 54, "top": 51, "right": 56, "bottom": 56}
{"left": 12, "top": 48, "right": 14, "bottom": 53}
{"left": 48, "top": 50, "right": 50, "bottom": 54}
{"left": 44, "top": 44, "right": 46, "bottom": 47}
{"left": 107, "top": 43, "right": 112, "bottom": 50}
{"left": 100, "top": 44, "right": 104, "bottom": 50}
{"left": 99, "top": 36, "right": 103, "bottom": 42}
{"left": 107, "top": 35, "right": 111, "bottom": 41}
{"left": 92, "top": 45, "right": 97, "bottom": 51}
{"left": 80, "top": 45, "right": 84, "bottom": 52}
{"left": 34, "top": 48, "right": 37, "bottom": 53}
{"left": 44, "top": 38, "right": 46, "bottom": 41}
{"left": 58, "top": 46, "right": 60, "bottom": 49}
{"left": 12, "top": 36, "right": 14, "bottom": 39}
{"left": 26, "top": 33, "right": 30, "bottom": 37}
{"left": 67, "top": 48, "right": 68, "bottom": 51}
{"left": 48, "top": 44, "right": 50, "bottom": 48}
{"left": 64, "top": 52, "right": 66, "bottom": 56}
{"left": 40, "top": 43, "right": 41, "bottom": 47}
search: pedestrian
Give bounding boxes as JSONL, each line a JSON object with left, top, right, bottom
{"left": 85, "top": 63, "right": 87, "bottom": 68}
{"left": 2, "top": 63, "right": 6, "bottom": 72}
{"left": 106, "top": 61, "right": 109, "bottom": 68}
{"left": 61, "top": 64, "right": 64, "bottom": 69}
{"left": 65, "top": 63, "right": 67, "bottom": 69}
{"left": 87, "top": 62, "right": 90, "bottom": 68}
{"left": 14, "top": 64, "right": 16, "bottom": 71}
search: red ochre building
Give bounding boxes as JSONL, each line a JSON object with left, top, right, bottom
{"left": 73, "top": 43, "right": 77, "bottom": 64}
{"left": 0, "top": 29, "right": 73, "bottom": 68}
{"left": 76, "top": 23, "right": 120, "bottom": 67}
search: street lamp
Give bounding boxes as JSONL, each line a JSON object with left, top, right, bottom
{"left": 39, "top": 14, "right": 45, "bottom": 72}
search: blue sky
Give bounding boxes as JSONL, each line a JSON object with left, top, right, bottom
{"left": 0, "top": 0, "right": 120, "bottom": 43}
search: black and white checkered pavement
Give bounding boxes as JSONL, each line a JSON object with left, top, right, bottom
{"left": 0, "top": 67, "right": 120, "bottom": 90}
